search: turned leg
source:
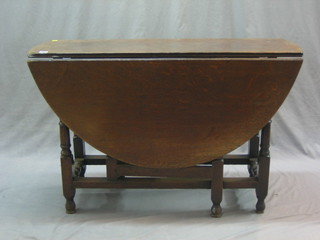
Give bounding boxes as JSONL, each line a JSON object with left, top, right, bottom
{"left": 211, "top": 159, "right": 224, "bottom": 218}
{"left": 73, "top": 134, "right": 86, "bottom": 177}
{"left": 59, "top": 121, "right": 76, "bottom": 214}
{"left": 255, "top": 121, "right": 271, "bottom": 213}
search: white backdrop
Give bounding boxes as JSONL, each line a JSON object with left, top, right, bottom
{"left": 1, "top": 1, "right": 320, "bottom": 239}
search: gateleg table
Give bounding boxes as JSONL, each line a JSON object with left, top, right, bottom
{"left": 28, "top": 39, "right": 303, "bottom": 217}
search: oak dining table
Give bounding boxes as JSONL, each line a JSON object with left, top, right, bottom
{"left": 28, "top": 38, "right": 303, "bottom": 217}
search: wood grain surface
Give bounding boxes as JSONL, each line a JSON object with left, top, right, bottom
{"left": 28, "top": 58, "right": 302, "bottom": 168}
{"left": 28, "top": 39, "right": 302, "bottom": 58}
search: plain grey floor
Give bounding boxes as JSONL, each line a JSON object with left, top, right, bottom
{"left": 1, "top": 147, "right": 320, "bottom": 240}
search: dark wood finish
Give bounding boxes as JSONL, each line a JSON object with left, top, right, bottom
{"left": 28, "top": 39, "right": 303, "bottom": 216}
{"left": 28, "top": 58, "right": 302, "bottom": 168}
{"left": 223, "top": 154, "right": 251, "bottom": 165}
{"left": 223, "top": 177, "right": 258, "bottom": 189}
{"left": 256, "top": 122, "right": 271, "bottom": 213}
{"left": 211, "top": 159, "right": 224, "bottom": 217}
{"left": 59, "top": 122, "right": 76, "bottom": 214}
{"left": 114, "top": 164, "right": 212, "bottom": 179}
{"left": 83, "top": 154, "right": 253, "bottom": 165}
{"left": 57, "top": 122, "right": 275, "bottom": 215}
{"left": 28, "top": 39, "right": 302, "bottom": 58}
{"left": 83, "top": 155, "right": 107, "bottom": 165}
{"left": 249, "top": 134, "right": 260, "bottom": 158}
{"left": 106, "top": 156, "right": 121, "bottom": 180}
{"left": 73, "top": 177, "right": 212, "bottom": 189}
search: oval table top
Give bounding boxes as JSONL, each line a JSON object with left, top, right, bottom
{"left": 28, "top": 39, "right": 303, "bottom": 168}
{"left": 28, "top": 38, "right": 302, "bottom": 59}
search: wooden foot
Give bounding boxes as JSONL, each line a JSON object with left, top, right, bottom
{"left": 66, "top": 199, "right": 76, "bottom": 214}
{"left": 256, "top": 200, "right": 265, "bottom": 214}
{"left": 60, "top": 121, "right": 76, "bottom": 214}
{"left": 211, "top": 205, "right": 222, "bottom": 218}
{"left": 211, "top": 159, "right": 224, "bottom": 218}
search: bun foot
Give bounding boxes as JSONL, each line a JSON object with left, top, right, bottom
{"left": 256, "top": 200, "right": 265, "bottom": 214}
{"left": 65, "top": 200, "right": 76, "bottom": 214}
{"left": 211, "top": 205, "right": 222, "bottom": 218}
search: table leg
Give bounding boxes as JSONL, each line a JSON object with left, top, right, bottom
{"left": 211, "top": 159, "right": 224, "bottom": 218}
{"left": 256, "top": 121, "right": 271, "bottom": 213}
{"left": 59, "top": 121, "right": 76, "bottom": 214}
